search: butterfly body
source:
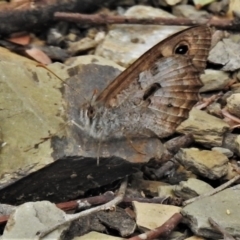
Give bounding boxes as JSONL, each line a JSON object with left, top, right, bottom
{"left": 73, "top": 26, "right": 212, "bottom": 141}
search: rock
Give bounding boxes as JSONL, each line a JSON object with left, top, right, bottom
{"left": 208, "top": 38, "right": 240, "bottom": 71}
{"left": 212, "top": 147, "right": 233, "bottom": 158}
{"left": 1, "top": 201, "right": 69, "bottom": 239}
{"left": 0, "top": 204, "right": 16, "bottom": 216}
{"left": 175, "top": 148, "right": 229, "bottom": 179}
{"left": 207, "top": 0, "right": 229, "bottom": 15}
{"left": 0, "top": 47, "right": 67, "bottom": 186}
{"left": 159, "top": 0, "right": 184, "bottom": 6}
{"left": 206, "top": 102, "right": 222, "bottom": 118}
{"left": 225, "top": 162, "right": 239, "bottom": 180}
{"left": 168, "top": 231, "right": 187, "bottom": 239}
{"left": 211, "top": 30, "right": 230, "bottom": 49}
{"left": 193, "top": 0, "right": 216, "bottom": 7}
{"left": 181, "top": 184, "right": 240, "bottom": 238}
{"left": 133, "top": 202, "right": 181, "bottom": 230}
{"left": 226, "top": 93, "right": 240, "bottom": 118}
{"left": 185, "top": 237, "right": 206, "bottom": 240}
{"left": 174, "top": 178, "right": 214, "bottom": 200}
{"left": 158, "top": 185, "right": 176, "bottom": 198}
{"left": 227, "top": 0, "right": 240, "bottom": 18}
{"left": 131, "top": 178, "right": 169, "bottom": 196}
{"left": 95, "top": 5, "right": 184, "bottom": 67}
{"left": 173, "top": 4, "right": 210, "bottom": 19}
{"left": 73, "top": 231, "right": 124, "bottom": 239}
{"left": 177, "top": 108, "right": 229, "bottom": 147}
{"left": 68, "top": 37, "right": 98, "bottom": 54}
{"left": 96, "top": 208, "right": 136, "bottom": 237}
{"left": 64, "top": 54, "right": 125, "bottom": 71}
{"left": 200, "top": 70, "right": 230, "bottom": 92}
{"left": 222, "top": 133, "right": 240, "bottom": 157}
{"left": 124, "top": 5, "right": 175, "bottom": 18}
{"left": 66, "top": 33, "right": 78, "bottom": 42}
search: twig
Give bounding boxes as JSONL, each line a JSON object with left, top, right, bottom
{"left": 56, "top": 191, "right": 115, "bottom": 211}
{"left": 195, "top": 93, "right": 222, "bottom": 110}
{"left": 128, "top": 213, "right": 182, "bottom": 240}
{"left": 54, "top": 12, "right": 240, "bottom": 31}
{"left": 1, "top": 193, "right": 168, "bottom": 225}
{"left": 56, "top": 191, "right": 168, "bottom": 211}
{"left": 209, "top": 217, "right": 236, "bottom": 240}
{"left": 222, "top": 108, "right": 240, "bottom": 125}
{"left": 36, "top": 177, "right": 128, "bottom": 239}
{"left": 151, "top": 161, "right": 175, "bottom": 179}
{"left": 183, "top": 175, "right": 240, "bottom": 206}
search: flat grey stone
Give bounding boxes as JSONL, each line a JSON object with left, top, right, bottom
{"left": 173, "top": 4, "right": 210, "bottom": 19}
{"left": 182, "top": 184, "right": 240, "bottom": 238}
{"left": 208, "top": 38, "right": 240, "bottom": 71}
{"left": 174, "top": 178, "right": 214, "bottom": 200}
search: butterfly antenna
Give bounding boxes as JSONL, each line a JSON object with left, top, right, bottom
{"left": 96, "top": 139, "right": 102, "bottom": 166}
{"left": 90, "top": 89, "right": 99, "bottom": 105}
{"left": 36, "top": 63, "right": 73, "bottom": 90}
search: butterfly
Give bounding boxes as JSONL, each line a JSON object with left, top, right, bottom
{"left": 66, "top": 26, "right": 211, "bottom": 142}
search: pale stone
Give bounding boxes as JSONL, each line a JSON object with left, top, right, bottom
{"left": 177, "top": 108, "right": 229, "bottom": 147}
{"left": 95, "top": 5, "right": 184, "bottom": 67}
{"left": 174, "top": 178, "right": 214, "bottom": 200}
{"left": 227, "top": 0, "right": 240, "bottom": 18}
{"left": 200, "top": 69, "right": 230, "bottom": 92}
{"left": 193, "top": 0, "right": 216, "bottom": 7}
{"left": 132, "top": 179, "right": 169, "bottom": 195}
{"left": 175, "top": 148, "right": 229, "bottom": 179}
{"left": 173, "top": 4, "right": 210, "bottom": 19}
{"left": 64, "top": 54, "right": 125, "bottom": 71}
{"left": 74, "top": 231, "right": 124, "bottom": 239}
{"left": 2, "top": 201, "right": 69, "bottom": 239}
{"left": 185, "top": 236, "right": 206, "bottom": 240}
{"left": 133, "top": 202, "right": 181, "bottom": 230}
{"left": 161, "top": 0, "right": 183, "bottom": 6}
{"left": 212, "top": 147, "right": 233, "bottom": 158}
{"left": 158, "top": 185, "right": 176, "bottom": 198}
{"left": 222, "top": 133, "right": 240, "bottom": 157}
{"left": 227, "top": 93, "right": 240, "bottom": 118}
{"left": 68, "top": 37, "right": 97, "bottom": 54}
{"left": 209, "top": 38, "right": 240, "bottom": 71}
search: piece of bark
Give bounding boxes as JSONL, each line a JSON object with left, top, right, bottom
{"left": 0, "top": 156, "right": 141, "bottom": 205}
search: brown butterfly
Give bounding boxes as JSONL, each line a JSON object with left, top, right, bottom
{"left": 70, "top": 26, "right": 212, "bottom": 141}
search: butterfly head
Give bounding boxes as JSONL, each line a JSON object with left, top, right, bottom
{"left": 76, "top": 100, "right": 109, "bottom": 140}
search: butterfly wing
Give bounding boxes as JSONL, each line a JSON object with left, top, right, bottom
{"left": 138, "top": 55, "right": 203, "bottom": 137}
{"left": 96, "top": 25, "right": 211, "bottom": 109}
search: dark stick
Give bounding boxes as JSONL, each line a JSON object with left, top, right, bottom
{"left": 128, "top": 213, "right": 182, "bottom": 240}
{"left": 54, "top": 12, "right": 239, "bottom": 31}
